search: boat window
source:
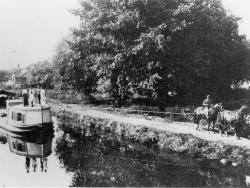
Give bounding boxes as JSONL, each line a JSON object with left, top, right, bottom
{"left": 22, "top": 114, "right": 25, "bottom": 123}
{"left": 12, "top": 112, "right": 16, "bottom": 120}
{"left": 17, "top": 143, "right": 26, "bottom": 152}
{"left": 17, "top": 113, "right": 22, "bottom": 121}
{"left": 11, "top": 112, "right": 25, "bottom": 122}
{"left": 12, "top": 142, "right": 16, "bottom": 149}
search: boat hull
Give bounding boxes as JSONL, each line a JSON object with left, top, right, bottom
{"left": 0, "top": 121, "right": 53, "bottom": 135}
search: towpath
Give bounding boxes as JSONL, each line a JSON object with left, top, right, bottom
{"left": 49, "top": 99, "right": 250, "bottom": 150}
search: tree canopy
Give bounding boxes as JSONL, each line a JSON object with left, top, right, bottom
{"left": 27, "top": 61, "right": 54, "bottom": 89}
{"left": 53, "top": 0, "right": 250, "bottom": 108}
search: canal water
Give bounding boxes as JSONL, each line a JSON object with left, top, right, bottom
{"left": 0, "top": 117, "right": 250, "bottom": 187}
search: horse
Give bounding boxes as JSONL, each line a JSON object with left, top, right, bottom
{"left": 216, "top": 105, "right": 249, "bottom": 139}
{"left": 193, "top": 103, "right": 222, "bottom": 132}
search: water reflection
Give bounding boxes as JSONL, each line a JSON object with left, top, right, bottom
{"left": 0, "top": 133, "right": 7, "bottom": 144}
{"left": 0, "top": 119, "right": 74, "bottom": 186}
{"left": 3, "top": 126, "right": 53, "bottom": 174}
{"left": 55, "top": 119, "right": 250, "bottom": 187}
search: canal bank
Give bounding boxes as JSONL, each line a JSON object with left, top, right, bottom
{"left": 48, "top": 99, "right": 250, "bottom": 166}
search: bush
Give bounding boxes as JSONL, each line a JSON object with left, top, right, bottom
{"left": 127, "top": 104, "right": 159, "bottom": 112}
{"left": 46, "top": 90, "right": 57, "bottom": 99}
{"left": 224, "top": 98, "right": 250, "bottom": 110}
{"left": 5, "top": 85, "right": 12, "bottom": 90}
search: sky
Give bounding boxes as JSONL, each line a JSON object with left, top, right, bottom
{"left": 0, "top": 0, "right": 80, "bottom": 70}
{"left": 222, "top": 0, "right": 250, "bottom": 38}
{"left": 0, "top": 0, "right": 250, "bottom": 70}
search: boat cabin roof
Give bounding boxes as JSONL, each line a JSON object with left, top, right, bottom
{"left": 10, "top": 105, "right": 50, "bottom": 112}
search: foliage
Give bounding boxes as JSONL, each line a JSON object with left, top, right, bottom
{"left": 0, "top": 70, "right": 9, "bottom": 88}
{"left": 53, "top": 0, "right": 250, "bottom": 108}
{"left": 26, "top": 61, "right": 54, "bottom": 89}
{"left": 53, "top": 38, "right": 98, "bottom": 97}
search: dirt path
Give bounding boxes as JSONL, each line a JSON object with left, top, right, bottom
{"left": 49, "top": 100, "right": 250, "bottom": 150}
{"left": 81, "top": 110, "right": 250, "bottom": 149}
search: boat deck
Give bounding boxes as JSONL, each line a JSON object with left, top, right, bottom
{"left": 11, "top": 105, "right": 50, "bottom": 111}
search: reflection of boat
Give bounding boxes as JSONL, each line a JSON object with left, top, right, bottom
{"left": 0, "top": 103, "right": 53, "bottom": 134}
{"left": 1, "top": 123, "right": 54, "bottom": 173}
{"left": 6, "top": 125, "right": 54, "bottom": 144}
{"left": 7, "top": 127, "right": 54, "bottom": 158}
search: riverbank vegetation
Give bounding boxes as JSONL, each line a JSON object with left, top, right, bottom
{"left": 55, "top": 114, "right": 250, "bottom": 187}
{"left": 53, "top": 103, "right": 250, "bottom": 167}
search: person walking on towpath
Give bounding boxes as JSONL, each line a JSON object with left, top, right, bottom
{"left": 202, "top": 95, "right": 213, "bottom": 119}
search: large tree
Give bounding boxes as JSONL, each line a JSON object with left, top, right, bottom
{"left": 53, "top": 39, "right": 98, "bottom": 97}
{"left": 54, "top": 0, "right": 250, "bottom": 108}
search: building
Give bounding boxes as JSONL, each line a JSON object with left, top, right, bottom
{"left": 5, "top": 65, "right": 28, "bottom": 89}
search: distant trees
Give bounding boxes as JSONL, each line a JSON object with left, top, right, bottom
{"left": 0, "top": 71, "right": 9, "bottom": 88}
{"left": 27, "top": 61, "right": 54, "bottom": 89}
{"left": 53, "top": 0, "right": 250, "bottom": 108}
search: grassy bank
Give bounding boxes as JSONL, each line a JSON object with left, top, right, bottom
{"left": 49, "top": 99, "right": 250, "bottom": 166}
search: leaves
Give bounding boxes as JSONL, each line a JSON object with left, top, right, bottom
{"left": 26, "top": 61, "right": 54, "bottom": 89}
{"left": 53, "top": 0, "right": 250, "bottom": 106}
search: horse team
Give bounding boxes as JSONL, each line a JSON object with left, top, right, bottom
{"left": 194, "top": 103, "right": 249, "bottom": 139}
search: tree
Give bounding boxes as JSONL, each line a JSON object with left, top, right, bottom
{"left": 0, "top": 71, "right": 9, "bottom": 88}
{"left": 169, "top": 0, "right": 250, "bottom": 104}
{"left": 53, "top": 39, "right": 98, "bottom": 98}
{"left": 54, "top": 0, "right": 250, "bottom": 108}
{"left": 27, "top": 61, "right": 54, "bottom": 89}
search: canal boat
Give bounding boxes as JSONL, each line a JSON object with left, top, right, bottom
{"left": 0, "top": 104, "right": 53, "bottom": 134}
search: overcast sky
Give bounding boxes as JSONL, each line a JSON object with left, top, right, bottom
{"left": 0, "top": 0, "right": 250, "bottom": 70}
{"left": 222, "top": 0, "right": 250, "bottom": 38}
{"left": 0, "top": 0, "right": 80, "bottom": 70}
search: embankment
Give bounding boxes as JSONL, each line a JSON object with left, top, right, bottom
{"left": 49, "top": 100, "right": 250, "bottom": 165}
